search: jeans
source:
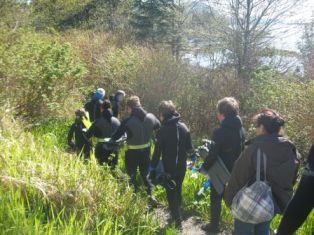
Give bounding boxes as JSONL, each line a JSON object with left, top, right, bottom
{"left": 234, "top": 219, "right": 271, "bottom": 235}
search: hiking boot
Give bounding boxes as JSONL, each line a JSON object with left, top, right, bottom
{"left": 201, "top": 223, "right": 220, "bottom": 234}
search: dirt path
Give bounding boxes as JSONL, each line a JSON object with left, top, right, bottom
{"left": 154, "top": 207, "right": 230, "bottom": 235}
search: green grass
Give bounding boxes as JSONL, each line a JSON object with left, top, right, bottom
{"left": 0, "top": 118, "right": 313, "bottom": 234}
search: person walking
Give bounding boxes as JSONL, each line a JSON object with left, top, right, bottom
{"left": 111, "top": 96, "right": 160, "bottom": 196}
{"left": 84, "top": 88, "right": 106, "bottom": 122}
{"left": 85, "top": 100, "right": 120, "bottom": 167}
{"left": 67, "top": 109, "right": 91, "bottom": 159}
{"left": 150, "top": 100, "right": 193, "bottom": 228}
{"left": 200, "top": 97, "right": 245, "bottom": 233}
{"left": 224, "top": 109, "right": 299, "bottom": 235}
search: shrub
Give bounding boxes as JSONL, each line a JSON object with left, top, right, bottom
{"left": 0, "top": 30, "right": 87, "bottom": 121}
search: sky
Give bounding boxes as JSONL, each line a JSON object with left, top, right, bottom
{"left": 274, "top": 0, "right": 314, "bottom": 51}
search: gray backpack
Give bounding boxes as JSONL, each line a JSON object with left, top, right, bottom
{"left": 231, "top": 148, "right": 274, "bottom": 224}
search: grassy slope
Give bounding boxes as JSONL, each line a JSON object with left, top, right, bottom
{"left": 0, "top": 118, "right": 313, "bottom": 234}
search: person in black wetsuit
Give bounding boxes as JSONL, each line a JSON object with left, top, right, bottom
{"left": 111, "top": 96, "right": 160, "bottom": 195}
{"left": 84, "top": 88, "right": 106, "bottom": 122}
{"left": 276, "top": 144, "right": 314, "bottom": 235}
{"left": 200, "top": 97, "right": 245, "bottom": 233}
{"left": 150, "top": 100, "right": 193, "bottom": 228}
{"left": 85, "top": 100, "right": 120, "bottom": 167}
{"left": 67, "top": 109, "right": 91, "bottom": 159}
{"left": 110, "top": 90, "right": 126, "bottom": 118}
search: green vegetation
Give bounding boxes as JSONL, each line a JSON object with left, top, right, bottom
{"left": 0, "top": 0, "right": 314, "bottom": 234}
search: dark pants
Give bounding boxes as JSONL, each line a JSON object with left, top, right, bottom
{"left": 210, "top": 186, "right": 222, "bottom": 230}
{"left": 95, "top": 143, "right": 118, "bottom": 168}
{"left": 76, "top": 144, "right": 90, "bottom": 160}
{"left": 235, "top": 219, "right": 271, "bottom": 235}
{"left": 277, "top": 175, "right": 314, "bottom": 235}
{"left": 166, "top": 168, "right": 186, "bottom": 223}
{"left": 125, "top": 148, "right": 152, "bottom": 195}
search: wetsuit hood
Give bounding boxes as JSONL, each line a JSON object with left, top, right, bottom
{"left": 131, "top": 107, "right": 147, "bottom": 121}
{"left": 221, "top": 115, "right": 243, "bottom": 130}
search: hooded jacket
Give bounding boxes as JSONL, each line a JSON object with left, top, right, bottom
{"left": 85, "top": 109, "right": 120, "bottom": 139}
{"left": 112, "top": 107, "right": 160, "bottom": 145}
{"left": 203, "top": 115, "right": 245, "bottom": 172}
{"left": 224, "top": 134, "right": 299, "bottom": 213}
{"left": 151, "top": 114, "right": 193, "bottom": 175}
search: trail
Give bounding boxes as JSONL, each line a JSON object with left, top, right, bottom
{"left": 154, "top": 207, "right": 230, "bottom": 235}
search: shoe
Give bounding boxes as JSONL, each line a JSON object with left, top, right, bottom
{"left": 201, "top": 223, "right": 220, "bottom": 234}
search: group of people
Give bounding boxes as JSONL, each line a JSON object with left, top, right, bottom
{"left": 67, "top": 88, "right": 313, "bottom": 235}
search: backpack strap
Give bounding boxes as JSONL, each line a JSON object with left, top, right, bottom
{"left": 256, "top": 147, "right": 267, "bottom": 182}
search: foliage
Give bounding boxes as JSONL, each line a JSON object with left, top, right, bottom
{"left": 0, "top": 30, "right": 87, "bottom": 121}
{"left": 243, "top": 67, "right": 314, "bottom": 154}
{"left": 0, "top": 117, "right": 159, "bottom": 234}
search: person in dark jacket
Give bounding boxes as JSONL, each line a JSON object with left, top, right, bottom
{"left": 85, "top": 100, "right": 120, "bottom": 167}
{"left": 276, "top": 144, "right": 314, "bottom": 235}
{"left": 67, "top": 109, "right": 91, "bottom": 159}
{"left": 111, "top": 96, "right": 160, "bottom": 195}
{"left": 84, "top": 88, "right": 106, "bottom": 122}
{"left": 150, "top": 100, "right": 193, "bottom": 228}
{"left": 109, "top": 90, "right": 126, "bottom": 118}
{"left": 200, "top": 97, "right": 245, "bottom": 233}
{"left": 224, "top": 109, "right": 299, "bottom": 235}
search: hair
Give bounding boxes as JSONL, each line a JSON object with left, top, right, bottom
{"left": 253, "top": 109, "right": 285, "bottom": 134}
{"left": 217, "top": 97, "right": 239, "bottom": 117}
{"left": 126, "top": 96, "right": 141, "bottom": 109}
{"left": 158, "top": 100, "right": 176, "bottom": 118}
{"left": 75, "top": 108, "right": 88, "bottom": 119}
{"left": 102, "top": 99, "right": 111, "bottom": 110}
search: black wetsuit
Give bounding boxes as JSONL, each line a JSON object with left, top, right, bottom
{"left": 151, "top": 113, "right": 193, "bottom": 224}
{"left": 112, "top": 107, "right": 160, "bottom": 194}
{"left": 67, "top": 119, "right": 90, "bottom": 159}
{"left": 276, "top": 144, "right": 314, "bottom": 235}
{"left": 86, "top": 109, "right": 120, "bottom": 167}
{"left": 202, "top": 115, "right": 245, "bottom": 231}
{"left": 84, "top": 99, "right": 102, "bottom": 122}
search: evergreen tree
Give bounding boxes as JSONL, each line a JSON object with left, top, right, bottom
{"left": 130, "top": 0, "right": 176, "bottom": 46}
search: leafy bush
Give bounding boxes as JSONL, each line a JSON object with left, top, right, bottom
{"left": 243, "top": 68, "right": 314, "bottom": 155}
{"left": 0, "top": 30, "right": 87, "bottom": 121}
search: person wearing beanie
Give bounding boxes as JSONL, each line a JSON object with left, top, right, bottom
{"left": 84, "top": 88, "right": 106, "bottom": 122}
{"left": 224, "top": 109, "right": 299, "bottom": 235}
{"left": 110, "top": 90, "right": 126, "bottom": 118}
{"left": 276, "top": 144, "right": 314, "bottom": 235}
{"left": 111, "top": 95, "right": 160, "bottom": 196}
{"left": 200, "top": 97, "right": 245, "bottom": 233}
{"left": 150, "top": 100, "right": 193, "bottom": 229}
{"left": 85, "top": 99, "right": 120, "bottom": 168}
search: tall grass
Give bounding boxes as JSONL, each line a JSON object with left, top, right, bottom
{"left": 0, "top": 117, "right": 159, "bottom": 234}
{"left": 0, "top": 117, "right": 313, "bottom": 234}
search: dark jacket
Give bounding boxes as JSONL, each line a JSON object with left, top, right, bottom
{"left": 224, "top": 134, "right": 299, "bottom": 213}
{"left": 112, "top": 107, "right": 160, "bottom": 145}
{"left": 307, "top": 144, "right": 314, "bottom": 171}
{"left": 86, "top": 110, "right": 120, "bottom": 139}
{"left": 67, "top": 119, "right": 90, "bottom": 150}
{"left": 151, "top": 114, "right": 193, "bottom": 175}
{"left": 203, "top": 115, "right": 245, "bottom": 172}
{"left": 84, "top": 99, "right": 102, "bottom": 122}
{"left": 110, "top": 95, "right": 120, "bottom": 118}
